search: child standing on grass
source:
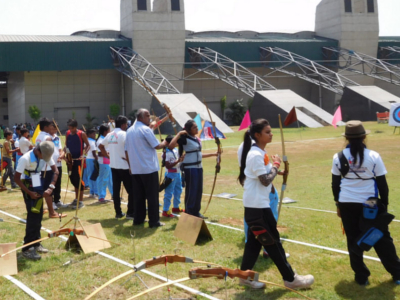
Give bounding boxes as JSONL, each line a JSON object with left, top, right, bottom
{"left": 162, "top": 135, "right": 185, "bottom": 217}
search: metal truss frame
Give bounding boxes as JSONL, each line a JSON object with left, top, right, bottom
{"left": 260, "top": 47, "right": 358, "bottom": 95}
{"left": 323, "top": 46, "right": 400, "bottom": 86}
{"left": 187, "top": 47, "right": 276, "bottom": 97}
{"left": 110, "top": 47, "right": 180, "bottom": 95}
{"left": 380, "top": 46, "right": 400, "bottom": 57}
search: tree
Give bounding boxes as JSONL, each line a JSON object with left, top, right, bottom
{"left": 84, "top": 113, "right": 97, "bottom": 129}
{"left": 110, "top": 104, "right": 120, "bottom": 118}
{"left": 247, "top": 97, "right": 254, "bottom": 110}
{"left": 225, "top": 99, "right": 246, "bottom": 125}
{"left": 220, "top": 95, "right": 227, "bottom": 119}
{"left": 28, "top": 105, "right": 41, "bottom": 123}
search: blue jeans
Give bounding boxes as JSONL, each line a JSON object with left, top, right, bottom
{"left": 85, "top": 159, "right": 97, "bottom": 195}
{"left": 97, "top": 164, "right": 113, "bottom": 199}
{"left": 244, "top": 189, "right": 279, "bottom": 243}
{"left": 163, "top": 172, "right": 182, "bottom": 211}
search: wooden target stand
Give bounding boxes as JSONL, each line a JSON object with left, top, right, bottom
{"left": 174, "top": 213, "right": 212, "bottom": 245}
{"left": 0, "top": 243, "right": 18, "bottom": 276}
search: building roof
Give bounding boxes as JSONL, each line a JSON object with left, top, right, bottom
{"left": 0, "top": 35, "right": 126, "bottom": 43}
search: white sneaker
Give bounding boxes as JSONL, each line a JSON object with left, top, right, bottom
{"left": 284, "top": 274, "right": 314, "bottom": 290}
{"left": 52, "top": 202, "right": 58, "bottom": 211}
{"left": 239, "top": 278, "right": 266, "bottom": 289}
{"left": 55, "top": 201, "right": 64, "bottom": 209}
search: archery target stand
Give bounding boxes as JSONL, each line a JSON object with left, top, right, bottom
{"left": 65, "top": 223, "right": 111, "bottom": 254}
{"left": 174, "top": 213, "right": 212, "bottom": 245}
{"left": 389, "top": 103, "right": 400, "bottom": 134}
{"left": 0, "top": 243, "right": 18, "bottom": 276}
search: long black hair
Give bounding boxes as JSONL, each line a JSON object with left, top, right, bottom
{"left": 346, "top": 136, "right": 366, "bottom": 167}
{"left": 97, "top": 124, "right": 109, "bottom": 142}
{"left": 238, "top": 119, "right": 270, "bottom": 186}
{"left": 179, "top": 120, "right": 197, "bottom": 157}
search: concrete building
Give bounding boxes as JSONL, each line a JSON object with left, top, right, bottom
{"left": 1, "top": 0, "right": 400, "bottom": 129}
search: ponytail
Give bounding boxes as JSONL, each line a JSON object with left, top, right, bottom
{"left": 346, "top": 136, "right": 366, "bottom": 167}
{"left": 238, "top": 131, "right": 253, "bottom": 186}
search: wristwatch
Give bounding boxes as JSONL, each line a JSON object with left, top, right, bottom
{"left": 49, "top": 184, "right": 55, "bottom": 189}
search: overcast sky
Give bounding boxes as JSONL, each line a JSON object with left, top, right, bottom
{"left": 0, "top": 0, "right": 399, "bottom": 36}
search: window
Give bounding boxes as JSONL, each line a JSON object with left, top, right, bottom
{"left": 344, "top": 0, "right": 352, "bottom": 12}
{"left": 367, "top": 0, "right": 374, "bottom": 13}
{"left": 137, "top": 0, "right": 147, "bottom": 11}
{"left": 171, "top": 0, "right": 180, "bottom": 11}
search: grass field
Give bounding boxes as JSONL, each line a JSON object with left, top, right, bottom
{"left": 0, "top": 122, "right": 400, "bottom": 300}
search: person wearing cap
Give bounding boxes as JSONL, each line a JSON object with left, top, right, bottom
{"left": 331, "top": 120, "right": 400, "bottom": 286}
{"left": 14, "top": 141, "right": 61, "bottom": 260}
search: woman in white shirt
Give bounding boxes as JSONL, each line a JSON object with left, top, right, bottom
{"left": 332, "top": 120, "right": 400, "bottom": 285}
{"left": 238, "top": 119, "right": 313, "bottom": 290}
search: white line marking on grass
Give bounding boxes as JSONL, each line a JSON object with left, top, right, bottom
{"left": 3, "top": 275, "right": 46, "bottom": 300}
{"left": 0, "top": 210, "right": 221, "bottom": 300}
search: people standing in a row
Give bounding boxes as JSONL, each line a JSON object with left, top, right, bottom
{"left": 99, "top": 116, "right": 134, "bottom": 219}
{"left": 168, "top": 120, "right": 218, "bottom": 219}
{"left": 125, "top": 109, "right": 167, "bottom": 228}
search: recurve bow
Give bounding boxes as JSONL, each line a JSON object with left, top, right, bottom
{"left": 202, "top": 99, "right": 222, "bottom": 215}
{"left": 277, "top": 114, "right": 289, "bottom": 223}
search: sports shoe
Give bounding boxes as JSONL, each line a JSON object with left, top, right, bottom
{"left": 239, "top": 278, "right": 266, "bottom": 289}
{"left": 198, "top": 213, "right": 208, "bottom": 220}
{"left": 98, "top": 198, "right": 107, "bottom": 204}
{"left": 70, "top": 199, "right": 84, "bottom": 209}
{"left": 52, "top": 202, "right": 58, "bottom": 211}
{"left": 126, "top": 214, "right": 134, "bottom": 220}
{"left": 172, "top": 207, "right": 184, "bottom": 213}
{"left": 54, "top": 201, "right": 65, "bottom": 209}
{"left": 22, "top": 247, "right": 41, "bottom": 261}
{"left": 35, "top": 244, "right": 49, "bottom": 253}
{"left": 149, "top": 222, "right": 165, "bottom": 228}
{"left": 162, "top": 211, "right": 176, "bottom": 218}
{"left": 115, "top": 212, "right": 126, "bottom": 219}
{"left": 284, "top": 274, "right": 314, "bottom": 290}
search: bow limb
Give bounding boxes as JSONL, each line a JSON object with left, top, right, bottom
{"left": 277, "top": 114, "right": 289, "bottom": 223}
{"left": 0, "top": 237, "right": 50, "bottom": 258}
{"left": 189, "top": 267, "right": 259, "bottom": 281}
{"left": 202, "top": 99, "right": 222, "bottom": 215}
{"left": 84, "top": 269, "right": 135, "bottom": 300}
{"left": 126, "top": 277, "right": 191, "bottom": 300}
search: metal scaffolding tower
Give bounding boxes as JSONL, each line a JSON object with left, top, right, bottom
{"left": 110, "top": 47, "right": 180, "bottom": 95}
{"left": 259, "top": 47, "right": 358, "bottom": 95}
{"left": 323, "top": 47, "right": 400, "bottom": 86}
{"left": 187, "top": 47, "right": 276, "bottom": 97}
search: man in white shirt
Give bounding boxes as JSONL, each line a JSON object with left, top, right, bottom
{"left": 99, "top": 116, "right": 134, "bottom": 219}
{"left": 19, "top": 128, "right": 33, "bottom": 154}
{"left": 125, "top": 109, "right": 167, "bottom": 228}
{"left": 14, "top": 142, "right": 59, "bottom": 260}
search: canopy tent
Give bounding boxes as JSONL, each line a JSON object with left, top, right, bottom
{"left": 198, "top": 120, "right": 226, "bottom": 141}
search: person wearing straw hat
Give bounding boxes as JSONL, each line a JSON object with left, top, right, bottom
{"left": 332, "top": 120, "right": 400, "bottom": 286}
{"left": 14, "top": 141, "right": 59, "bottom": 260}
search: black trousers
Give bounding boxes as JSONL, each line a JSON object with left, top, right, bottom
{"left": 241, "top": 207, "right": 295, "bottom": 282}
{"left": 53, "top": 167, "right": 62, "bottom": 203}
{"left": 339, "top": 202, "right": 400, "bottom": 283}
{"left": 111, "top": 168, "right": 134, "bottom": 216}
{"left": 131, "top": 172, "right": 159, "bottom": 226}
{"left": 69, "top": 163, "right": 85, "bottom": 189}
{"left": 22, "top": 182, "right": 43, "bottom": 252}
{"left": 183, "top": 168, "right": 203, "bottom": 217}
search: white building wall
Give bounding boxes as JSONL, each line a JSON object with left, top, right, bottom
{"left": 7, "top": 72, "right": 25, "bottom": 127}
{"left": 120, "top": 0, "right": 186, "bottom": 111}
{"left": 21, "top": 69, "right": 121, "bottom": 131}
{"left": 315, "top": 0, "right": 379, "bottom": 86}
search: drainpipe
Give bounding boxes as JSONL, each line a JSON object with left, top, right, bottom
{"left": 121, "top": 74, "right": 125, "bottom": 115}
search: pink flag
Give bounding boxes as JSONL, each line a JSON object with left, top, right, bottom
{"left": 239, "top": 110, "right": 251, "bottom": 131}
{"left": 332, "top": 106, "right": 342, "bottom": 128}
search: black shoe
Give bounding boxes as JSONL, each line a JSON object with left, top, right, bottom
{"left": 149, "top": 222, "right": 165, "bottom": 228}
{"left": 115, "top": 212, "right": 126, "bottom": 219}
{"left": 22, "top": 247, "right": 41, "bottom": 261}
{"left": 356, "top": 279, "right": 370, "bottom": 286}
{"left": 126, "top": 214, "right": 134, "bottom": 220}
{"left": 198, "top": 213, "right": 208, "bottom": 220}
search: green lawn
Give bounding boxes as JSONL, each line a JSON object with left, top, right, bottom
{"left": 1, "top": 122, "right": 400, "bottom": 300}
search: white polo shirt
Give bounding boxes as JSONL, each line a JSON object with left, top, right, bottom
{"left": 16, "top": 150, "right": 55, "bottom": 179}
{"left": 101, "top": 128, "right": 129, "bottom": 170}
{"left": 243, "top": 146, "right": 273, "bottom": 208}
{"left": 35, "top": 131, "right": 52, "bottom": 146}
{"left": 19, "top": 137, "right": 32, "bottom": 154}
{"left": 332, "top": 148, "right": 387, "bottom": 204}
{"left": 46, "top": 134, "right": 63, "bottom": 170}
{"left": 86, "top": 138, "right": 97, "bottom": 159}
